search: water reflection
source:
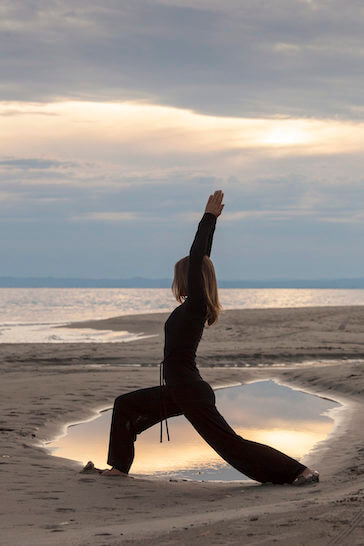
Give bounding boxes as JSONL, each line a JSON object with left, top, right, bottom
{"left": 46, "top": 380, "right": 340, "bottom": 481}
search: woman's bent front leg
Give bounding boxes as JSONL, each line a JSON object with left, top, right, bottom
{"left": 107, "top": 385, "right": 181, "bottom": 473}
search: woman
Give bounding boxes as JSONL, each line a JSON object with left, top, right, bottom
{"left": 101, "top": 190, "right": 319, "bottom": 485}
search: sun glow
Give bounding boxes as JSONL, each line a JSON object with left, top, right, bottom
{"left": 259, "top": 124, "right": 313, "bottom": 146}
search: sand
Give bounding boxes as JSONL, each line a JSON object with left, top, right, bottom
{"left": 0, "top": 305, "right": 363, "bottom": 545}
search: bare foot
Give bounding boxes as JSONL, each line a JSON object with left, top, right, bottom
{"left": 100, "top": 468, "right": 128, "bottom": 477}
{"left": 298, "top": 467, "right": 319, "bottom": 479}
{"left": 293, "top": 467, "right": 320, "bottom": 486}
{"left": 80, "top": 461, "right": 104, "bottom": 474}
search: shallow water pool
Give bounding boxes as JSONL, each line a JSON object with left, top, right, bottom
{"left": 46, "top": 380, "right": 340, "bottom": 481}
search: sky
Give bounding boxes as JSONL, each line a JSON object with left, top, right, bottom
{"left": 1, "top": 0, "right": 364, "bottom": 280}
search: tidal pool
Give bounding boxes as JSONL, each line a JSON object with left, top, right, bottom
{"left": 46, "top": 380, "right": 341, "bottom": 481}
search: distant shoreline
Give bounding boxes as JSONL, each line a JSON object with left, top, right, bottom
{"left": 2, "top": 276, "right": 364, "bottom": 289}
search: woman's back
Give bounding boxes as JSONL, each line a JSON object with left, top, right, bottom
{"left": 162, "top": 211, "right": 217, "bottom": 386}
{"left": 163, "top": 300, "right": 206, "bottom": 385}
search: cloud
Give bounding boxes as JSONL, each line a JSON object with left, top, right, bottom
{"left": 0, "top": 108, "right": 59, "bottom": 116}
{"left": 1, "top": 1, "right": 364, "bottom": 119}
{"left": 2, "top": 102, "right": 364, "bottom": 184}
{"left": 0, "top": 157, "right": 76, "bottom": 169}
{"left": 70, "top": 211, "right": 140, "bottom": 222}
{"left": 1, "top": 155, "right": 363, "bottom": 231}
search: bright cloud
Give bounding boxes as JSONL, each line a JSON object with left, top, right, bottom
{"left": 2, "top": 101, "right": 364, "bottom": 165}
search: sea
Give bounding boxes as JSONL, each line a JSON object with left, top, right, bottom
{"left": 1, "top": 287, "right": 364, "bottom": 343}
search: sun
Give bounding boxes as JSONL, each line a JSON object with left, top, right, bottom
{"left": 260, "top": 123, "right": 313, "bottom": 146}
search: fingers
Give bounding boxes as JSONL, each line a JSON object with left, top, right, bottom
{"left": 208, "top": 191, "right": 223, "bottom": 202}
{"left": 212, "top": 190, "right": 224, "bottom": 206}
{"left": 212, "top": 190, "right": 224, "bottom": 203}
{"left": 205, "top": 190, "right": 224, "bottom": 217}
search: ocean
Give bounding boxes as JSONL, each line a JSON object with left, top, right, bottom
{"left": 1, "top": 287, "right": 364, "bottom": 343}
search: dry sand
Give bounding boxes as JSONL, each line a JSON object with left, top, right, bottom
{"left": 1, "top": 306, "right": 363, "bottom": 545}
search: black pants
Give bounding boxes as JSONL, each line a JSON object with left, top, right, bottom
{"left": 106, "top": 380, "right": 306, "bottom": 484}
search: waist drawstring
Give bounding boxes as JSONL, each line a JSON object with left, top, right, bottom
{"left": 159, "top": 360, "right": 170, "bottom": 443}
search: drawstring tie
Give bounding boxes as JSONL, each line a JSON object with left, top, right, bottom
{"left": 159, "top": 360, "right": 170, "bottom": 443}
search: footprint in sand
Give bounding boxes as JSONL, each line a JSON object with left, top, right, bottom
{"left": 34, "top": 496, "right": 60, "bottom": 500}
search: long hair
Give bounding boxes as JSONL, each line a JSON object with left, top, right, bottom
{"left": 171, "top": 255, "right": 222, "bottom": 326}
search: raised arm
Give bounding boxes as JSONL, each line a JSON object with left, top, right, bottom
{"left": 187, "top": 191, "right": 224, "bottom": 312}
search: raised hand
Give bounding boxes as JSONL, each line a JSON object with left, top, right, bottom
{"left": 205, "top": 190, "right": 224, "bottom": 218}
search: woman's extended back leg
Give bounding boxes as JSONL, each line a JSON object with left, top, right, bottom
{"left": 171, "top": 380, "right": 306, "bottom": 485}
{"left": 183, "top": 401, "right": 306, "bottom": 484}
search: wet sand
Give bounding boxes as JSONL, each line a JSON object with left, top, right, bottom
{"left": 1, "top": 306, "right": 363, "bottom": 544}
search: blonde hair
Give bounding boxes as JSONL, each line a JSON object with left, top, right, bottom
{"left": 171, "top": 255, "right": 222, "bottom": 326}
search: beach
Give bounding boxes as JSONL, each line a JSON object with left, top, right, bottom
{"left": 1, "top": 305, "right": 363, "bottom": 545}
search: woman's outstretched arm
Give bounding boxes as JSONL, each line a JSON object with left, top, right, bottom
{"left": 205, "top": 191, "right": 224, "bottom": 256}
{"left": 187, "top": 190, "right": 224, "bottom": 311}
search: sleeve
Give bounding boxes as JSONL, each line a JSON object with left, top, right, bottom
{"left": 187, "top": 212, "right": 217, "bottom": 312}
{"left": 206, "top": 217, "right": 216, "bottom": 258}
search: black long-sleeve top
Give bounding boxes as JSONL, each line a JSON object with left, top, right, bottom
{"left": 162, "top": 212, "right": 217, "bottom": 386}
